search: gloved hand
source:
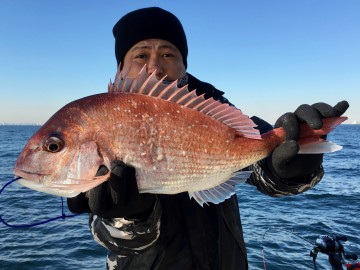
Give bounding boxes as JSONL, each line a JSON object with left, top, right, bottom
{"left": 67, "top": 161, "right": 155, "bottom": 219}
{"left": 267, "top": 100, "right": 349, "bottom": 180}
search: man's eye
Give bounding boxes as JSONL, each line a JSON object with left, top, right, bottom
{"left": 135, "top": 54, "right": 147, "bottom": 59}
{"left": 163, "top": 53, "right": 175, "bottom": 58}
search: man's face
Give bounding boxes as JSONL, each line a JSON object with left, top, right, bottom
{"left": 122, "top": 39, "right": 186, "bottom": 81}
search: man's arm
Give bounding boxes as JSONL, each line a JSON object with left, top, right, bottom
{"left": 246, "top": 101, "right": 349, "bottom": 196}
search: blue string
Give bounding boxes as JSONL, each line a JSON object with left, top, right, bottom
{"left": 0, "top": 177, "right": 82, "bottom": 228}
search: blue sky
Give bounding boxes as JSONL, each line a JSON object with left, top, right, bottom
{"left": 1, "top": 0, "right": 359, "bottom": 124}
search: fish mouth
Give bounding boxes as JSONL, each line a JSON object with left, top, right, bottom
{"left": 13, "top": 168, "right": 81, "bottom": 197}
{"left": 16, "top": 178, "right": 81, "bottom": 198}
{"left": 13, "top": 168, "right": 109, "bottom": 198}
{"left": 13, "top": 168, "right": 46, "bottom": 182}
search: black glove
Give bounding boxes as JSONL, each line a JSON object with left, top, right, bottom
{"left": 67, "top": 161, "right": 155, "bottom": 219}
{"left": 267, "top": 100, "right": 349, "bottom": 180}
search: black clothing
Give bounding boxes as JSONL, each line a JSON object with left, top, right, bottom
{"left": 90, "top": 73, "right": 324, "bottom": 270}
{"left": 187, "top": 73, "right": 232, "bottom": 105}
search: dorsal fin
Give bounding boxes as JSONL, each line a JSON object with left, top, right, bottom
{"left": 108, "top": 65, "right": 261, "bottom": 139}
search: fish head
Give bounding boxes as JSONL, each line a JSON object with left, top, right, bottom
{"left": 13, "top": 118, "right": 109, "bottom": 197}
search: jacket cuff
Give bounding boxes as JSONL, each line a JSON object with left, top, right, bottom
{"left": 89, "top": 199, "right": 161, "bottom": 256}
{"left": 247, "top": 159, "right": 324, "bottom": 197}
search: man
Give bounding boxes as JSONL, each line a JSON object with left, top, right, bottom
{"left": 68, "top": 7, "right": 349, "bottom": 270}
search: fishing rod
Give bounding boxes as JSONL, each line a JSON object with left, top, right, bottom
{"left": 261, "top": 227, "right": 360, "bottom": 270}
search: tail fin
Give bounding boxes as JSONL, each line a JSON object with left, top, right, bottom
{"left": 298, "top": 116, "right": 347, "bottom": 154}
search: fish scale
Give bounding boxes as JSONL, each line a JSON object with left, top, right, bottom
{"left": 13, "top": 67, "right": 346, "bottom": 206}
{"left": 114, "top": 95, "right": 265, "bottom": 195}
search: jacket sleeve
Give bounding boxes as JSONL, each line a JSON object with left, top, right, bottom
{"left": 247, "top": 159, "right": 324, "bottom": 196}
{"left": 245, "top": 116, "right": 324, "bottom": 196}
{"left": 89, "top": 199, "right": 161, "bottom": 256}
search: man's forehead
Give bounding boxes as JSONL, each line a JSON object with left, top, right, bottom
{"left": 130, "top": 39, "right": 179, "bottom": 51}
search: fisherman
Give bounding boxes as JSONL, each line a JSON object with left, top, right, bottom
{"left": 67, "top": 7, "right": 349, "bottom": 269}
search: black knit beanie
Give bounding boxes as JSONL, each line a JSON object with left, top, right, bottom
{"left": 113, "top": 7, "right": 188, "bottom": 68}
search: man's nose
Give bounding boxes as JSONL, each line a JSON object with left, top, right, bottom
{"left": 146, "top": 56, "right": 165, "bottom": 78}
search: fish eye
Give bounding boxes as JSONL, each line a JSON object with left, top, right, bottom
{"left": 44, "top": 136, "right": 65, "bottom": 153}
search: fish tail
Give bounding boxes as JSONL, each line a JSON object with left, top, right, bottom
{"left": 298, "top": 116, "right": 347, "bottom": 153}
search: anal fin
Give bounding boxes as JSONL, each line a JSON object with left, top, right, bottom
{"left": 188, "top": 171, "right": 252, "bottom": 206}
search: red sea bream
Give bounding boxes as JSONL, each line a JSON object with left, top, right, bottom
{"left": 13, "top": 66, "right": 346, "bottom": 205}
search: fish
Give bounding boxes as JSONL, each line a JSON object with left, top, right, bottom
{"left": 13, "top": 66, "right": 347, "bottom": 206}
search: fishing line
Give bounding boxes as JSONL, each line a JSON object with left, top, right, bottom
{"left": 261, "top": 226, "right": 314, "bottom": 270}
{"left": 0, "top": 177, "right": 81, "bottom": 228}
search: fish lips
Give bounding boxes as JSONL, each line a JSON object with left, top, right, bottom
{"left": 13, "top": 168, "right": 47, "bottom": 183}
{"left": 13, "top": 169, "right": 81, "bottom": 197}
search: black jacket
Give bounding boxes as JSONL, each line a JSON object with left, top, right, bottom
{"left": 89, "top": 73, "right": 323, "bottom": 270}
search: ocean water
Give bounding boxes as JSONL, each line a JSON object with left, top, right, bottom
{"left": 0, "top": 124, "right": 359, "bottom": 270}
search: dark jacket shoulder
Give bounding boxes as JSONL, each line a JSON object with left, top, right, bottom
{"left": 187, "top": 73, "right": 233, "bottom": 105}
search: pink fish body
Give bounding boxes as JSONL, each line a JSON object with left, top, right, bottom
{"left": 13, "top": 67, "right": 346, "bottom": 205}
